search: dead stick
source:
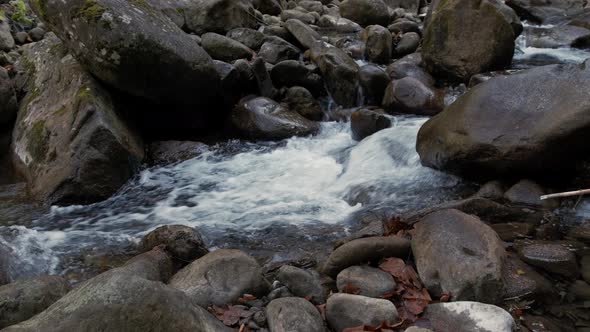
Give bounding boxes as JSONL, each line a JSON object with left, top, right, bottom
{"left": 540, "top": 188, "right": 590, "bottom": 200}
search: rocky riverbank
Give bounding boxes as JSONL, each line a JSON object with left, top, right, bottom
{"left": 0, "top": 0, "right": 589, "bottom": 331}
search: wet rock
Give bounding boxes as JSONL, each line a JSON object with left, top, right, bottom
{"left": 299, "top": 0, "right": 324, "bottom": 14}
{"left": 148, "top": 141, "right": 208, "bottom": 165}
{"left": 363, "top": 25, "right": 393, "bottom": 64}
{"left": 201, "top": 33, "right": 254, "bottom": 62}
{"left": 231, "top": 96, "right": 319, "bottom": 140}
{"left": 423, "top": 302, "right": 516, "bottom": 332}
{"left": 169, "top": 249, "right": 271, "bottom": 307}
{"left": 4, "top": 248, "right": 230, "bottom": 332}
{"left": 422, "top": 0, "right": 520, "bottom": 81}
{"left": 140, "top": 225, "right": 209, "bottom": 263}
{"left": 266, "top": 297, "right": 326, "bottom": 332}
{"left": 386, "top": 54, "right": 436, "bottom": 87}
{"left": 281, "top": 9, "right": 317, "bottom": 25}
{"left": 388, "top": 19, "right": 421, "bottom": 35}
{"left": 259, "top": 36, "right": 301, "bottom": 64}
{"left": 569, "top": 280, "right": 590, "bottom": 300}
{"left": 310, "top": 41, "right": 360, "bottom": 107}
{"left": 252, "top": 57, "right": 277, "bottom": 98}
{"left": 252, "top": 0, "right": 282, "bottom": 15}
{"left": 518, "top": 243, "right": 579, "bottom": 278}
{"left": 491, "top": 223, "right": 534, "bottom": 242}
{"left": 323, "top": 236, "right": 411, "bottom": 278}
{"left": 0, "top": 276, "right": 71, "bottom": 329}
{"left": 382, "top": 77, "right": 443, "bottom": 116}
{"left": 285, "top": 19, "right": 321, "bottom": 50}
{"left": 185, "top": 0, "right": 257, "bottom": 34}
{"left": 0, "top": 20, "right": 14, "bottom": 51}
{"left": 417, "top": 61, "right": 590, "bottom": 180}
{"left": 506, "top": 0, "right": 586, "bottom": 24}
{"left": 277, "top": 265, "right": 325, "bottom": 304}
{"left": 340, "top": 0, "right": 391, "bottom": 27}
{"left": 504, "top": 180, "right": 559, "bottom": 209}
{"left": 13, "top": 34, "right": 144, "bottom": 205}
{"left": 326, "top": 293, "right": 398, "bottom": 332}
{"left": 502, "top": 253, "right": 555, "bottom": 301}
{"left": 226, "top": 28, "right": 265, "bottom": 51}
{"left": 394, "top": 32, "right": 420, "bottom": 57}
{"left": 317, "top": 15, "right": 363, "bottom": 33}
{"left": 336, "top": 265, "right": 396, "bottom": 298}
{"left": 359, "top": 64, "right": 390, "bottom": 106}
{"left": 31, "top": 0, "right": 222, "bottom": 107}
{"left": 351, "top": 108, "right": 392, "bottom": 141}
{"left": 283, "top": 86, "right": 324, "bottom": 121}
{"left": 473, "top": 181, "right": 506, "bottom": 200}
{"left": 412, "top": 209, "right": 506, "bottom": 303}
{"left": 28, "top": 27, "right": 45, "bottom": 42}
{"left": 0, "top": 67, "right": 17, "bottom": 126}
{"left": 270, "top": 60, "right": 324, "bottom": 96}
{"left": 261, "top": 25, "right": 297, "bottom": 44}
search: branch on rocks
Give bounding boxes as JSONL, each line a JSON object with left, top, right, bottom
{"left": 540, "top": 189, "right": 590, "bottom": 200}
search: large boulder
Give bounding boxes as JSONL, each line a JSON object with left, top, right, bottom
{"left": 30, "top": 0, "right": 222, "bottom": 106}
{"left": 140, "top": 225, "right": 209, "bottom": 263}
{"left": 422, "top": 0, "right": 520, "bottom": 82}
{"left": 423, "top": 302, "right": 516, "bottom": 332}
{"left": 184, "top": 0, "right": 257, "bottom": 34}
{"left": 310, "top": 41, "right": 360, "bottom": 107}
{"left": 363, "top": 25, "right": 393, "bottom": 65}
{"left": 0, "top": 276, "right": 71, "bottom": 329}
{"left": 3, "top": 248, "right": 230, "bottom": 332}
{"left": 231, "top": 96, "right": 320, "bottom": 140}
{"left": 412, "top": 209, "right": 507, "bottom": 303}
{"left": 169, "top": 249, "right": 271, "bottom": 307}
{"left": 339, "top": 0, "right": 391, "bottom": 27}
{"left": 382, "top": 77, "right": 444, "bottom": 116}
{"left": 417, "top": 62, "right": 590, "bottom": 180}
{"left": 266, "top": 297, "right": 327, "bottom": 332}
{"left": 350, "top": 108, "right": 391, "bottom": 141}
{"left": 12, "top": 34, "right": 143, "bottom": 205}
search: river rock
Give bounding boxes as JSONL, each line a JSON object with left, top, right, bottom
{"left": 502, "top": 253, "right": 555, "bottom": 301}
{"left": 387, "top": 54, "right": 436, "bottom": 87}
{"left": 310, "top": 41, "right": 360, "bottom": 107}
{"left": 259, "top": 36, "right": 301, "bottom": 64}
{"left": 506, "top": 0, "right": 586, "bottom": 24}
{"left": 504, "top": 180, "right": 558, "bottom": 209}
{"left": 423, "top": 302, "right": 516, "bottom": 332}
{"left": 252, "top": 0, "right": 282, "bottom": 15}
{"left": 30, "top": 0, "right": 222, "bottom": 107}
{"left": 317, "top": 15, "right": 363, "bottom": 33}
{"left": 417, "top": 62, "right": 590, "bottom": 180}
{"left": 277, "top": 265, "right": 326, "bottom": 304}
{"left": 351, "top": 108, "right": 392, "bottom": 141}
{"left": 0, "top": 242, "right": 9, "bottom": 285}
{"left": 3, "top": 248, "right": 230, "bottom": 332}
{"left": 0, "top": 67, "right": 17, "bottom": 126}
{"left": 422, "top": 0, "right": 520, "bottom": 81}
{"left": 0, "top": 276, "right": 71, "bottom": 329}
{"left": 340, "top": 0, "right": 391, "bottom": 27}
{"left": 169, "top": 249, "right": 271, "bottom": 307}
{"left": 0, "top": 20, "right": 14, "bottom": 52}
{"left": 201, "top": 33, "right": 254, "bottom": 62}
{"left": 359, "top": 64, "right": 390, "bottom": 106}
{"left": 281, "top": 9, "right": 317, "bottom": 25}
{"left": 412, "top": 209, "right": 506, "bottom": 303}
{"left": 323, "top": 236, "right": 411, "bottom": 278}
{"left": 148, "top": 141, "right": 208, "bottom": 165}
{"left": 140, "top": 225, "right": 209, "bottom": 263}
{"left": 184, "top": 0, "right": 257, "bottom": 34}
{"left": 285, "top": 19, "right": 321, "bottom": 50}
{"left": 231, "top": 96, "right": 319, "bottom": 140}
{"left": 363, "top": 25, "right": 393, "bottom": 64}
{"left": 266, "top": 297, "right": 327, "bottom": 332}
{"left": 12, "top": 34, "right": 143, "bottom": 205}
{"left": 382, "top": 77, "right": 443, "bottom": 115}
{"left": 270, "top": 60, "right": 325, "bottom": 96}
{"left": 388, "top": 19, "right": 421, "bottom": 35}
{"left": 518, "top": 243, "right": 579, "bottom": 278}
{"left": 283, "top": 86, "right": 324, "bottom": 121}
{"left": 384, "top": 0, "right": 420, "bottom": 13}
{"left": 227, "top": 28, "right": 265, "bottom": 51}
{"left": 524, "top": 25, "right": 590, "bottom": 49}
{"left": 326, "top": 293, "right": 398, "bottom": 332}
{"left": 336, "top": 265, "right": 396, "bottom": 298}
{"left": 582, "top": 255, "right": 590, "bottom": 283}
{"left": 394, "top": 32, "right": 420, "bottom": 57}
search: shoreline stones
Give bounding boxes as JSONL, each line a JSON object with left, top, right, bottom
{"left": 336, "top": 265, "right": 397, "bottom": 298}
{"left": 266, "top": 297, "right": 326, "bottom": 332}
{"left": 326, "top": 293, "right": 399, "bottom": 332}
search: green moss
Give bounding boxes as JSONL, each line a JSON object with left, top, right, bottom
{"left": 77, "top": 0, "right": 105, "bottom": 21}
{"left": 53, "top": 106, "right": 67, "bottom": 116}
{"left": 30, "top": 0, "right": 47, "bottom": 20}
{"left": 0, "top": 10, "right": 6, "bottom": 21}
{"left": 10, "top": 0, "right": 33, "bottom": 25}
{"left": 27, "top": 120, "right": 49, "bottom": 162}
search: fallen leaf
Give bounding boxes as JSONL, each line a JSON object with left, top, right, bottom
{"left": 342, "top": 283, "right": 361, "bottom": 295}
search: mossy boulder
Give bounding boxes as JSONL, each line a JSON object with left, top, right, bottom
{"left": 183, "top": 0, "right": 257, "bottom": 35}
{"left": 29, "top": 0, "right": 221, "bottom": 107}
{"left": 422, "top": 0, "right": 521, "bottom": 82}
{"left": 12, "top": 34, "right": 144, "bottom": 205}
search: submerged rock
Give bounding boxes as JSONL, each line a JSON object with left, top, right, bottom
{"left": 283, "top": 86, "right": 324, "bottom": 121}
{"left": 231, "top": 96, "right": 320, "bottom": 140}
{"left": 148, "top": 141, "right": 208, "bottom": 165}
{"left": 12, "top": 34, "right": 144, "bottom": 205}
{"left": 267, "top": 297, "right": 326, "bottom": 332}
{"left": 417, "top": 61, "right": 590, "bottom": 180}
{"left": 422, "top": 0, "right": 520, "bottom": 81}
{"left": 169, "top": 249, "right": 271, "bottom": 307}
{"left": 0, "top": 276, "right": 71, "bottom": 329}
{"left": 326, "top": 293, "right": 398, "bottom": 332}
{"left": 412, "top": 209, "right": 506, "bottom": 303}
{"left": 423, "top": 302, "right": 516, "bottom": 332}
{"left": 506, "top": 0, "right": 586, "bottom": 24}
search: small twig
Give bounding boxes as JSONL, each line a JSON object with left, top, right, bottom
{"left": 540, "top": 188, "right": 590, "bottom": 200}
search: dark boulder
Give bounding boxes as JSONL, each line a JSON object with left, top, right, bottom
{"left": 339, "top": 0, "right": 391, "bottom": 27}
{"left": 0, "top": 67, "right": 17, "bottom": 126}
{"left": 148, "top": 141, "right": 208, "bottom": 165}
{"left": 362, "top": 25, "right": 393, "bottom": 64}
{"left": 184, "top": 0, "right": 257, "bottom": 34}
{"left": 201, "top": 33, "right": 254, "bottom": 62}
{"left": 394, "top": 32, "right": 420, "bottom": 57}
{"left": 266, "top": 297, "right": 327, "bottom": 332}
{"left": 140, "top": 225, "right": 209, "bottom": 263}
{"left": 270, "top": 60, "right": 325, "bottom": 96}
{"left": 227, "top": 28, "right": 265, "bottom": 51}
{"left": 382, "top": 77, "right": 443, "bottom": 115}
{"left": 359, "top": 65, "right": 390, "bottom": 106}
{"left": 283, "top": 86, "right": 324, "bottom": 121}
{"left": 258, "top": 36, "right": 301, "bottom": 64}
{"left": 351, "top": 108, "right": 391, "bottom": 141}
{"left": 284, "top": 19, "right": 321, "bottom": 50}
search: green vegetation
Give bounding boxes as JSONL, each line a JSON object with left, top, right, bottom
{"left": 27, "top": 120, "right": 49, "bottom": 162}
{"left": 11, "top": 0, "right": 33, "bottom": 25}
{"left": 77, "top": 0, "right": 106, "bottom": 21}
{"left": 30, "top": 0, "right": 47, "bottom": 21}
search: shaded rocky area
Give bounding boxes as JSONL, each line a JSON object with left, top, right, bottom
{"left": 0, "top": 0, "right": 589, "bottom": 331}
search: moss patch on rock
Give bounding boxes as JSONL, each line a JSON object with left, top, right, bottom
{"left": 77, "top": 0, "right": 106, "bottom": 21}
{"left": 27, "top": 119, "right": 49, "bottom": 162}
